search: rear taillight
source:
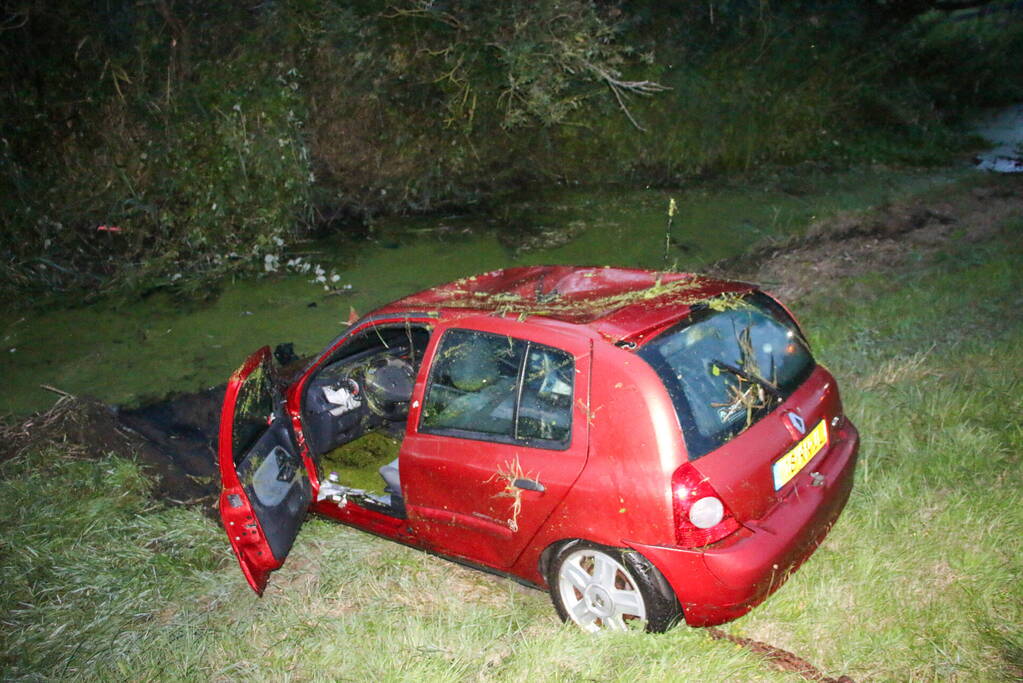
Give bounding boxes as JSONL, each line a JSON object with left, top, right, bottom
{"left": 672, "top": 462, "right": 740, "bottom": 548}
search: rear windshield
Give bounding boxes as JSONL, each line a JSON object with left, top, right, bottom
{"left": 638, "top": 293, "right": 814, "bottom": 460}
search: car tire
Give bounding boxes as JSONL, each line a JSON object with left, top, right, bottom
{"left": 547, "top": 540, "right": 682, "bottom": 633}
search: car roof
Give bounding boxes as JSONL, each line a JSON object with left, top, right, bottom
{"left": 375, "top": 266, "right": 756, "bottom": 345}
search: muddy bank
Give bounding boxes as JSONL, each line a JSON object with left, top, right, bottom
{"left": 0, "top": 349, "right": 310, "bottom": 515}
{"left": 0, "top": 390, "right": 224, "bottom": 514}
{"left": 710, "top": 174, "right": 1023, "bottom": 302}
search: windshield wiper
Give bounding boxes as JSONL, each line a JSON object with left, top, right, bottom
{"left": 711, "top": 359, "right": 782, "bottom": 401}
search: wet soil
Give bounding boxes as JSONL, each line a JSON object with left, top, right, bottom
{"left": 707, "top": 627, "right": 855, "bottom": 682}
{"left": 0, "top": 351, "right": 311, "bottom": 516}
{"left": 0, "top": 391, "right": 224, "bottom": 514}
{"left": 710, "top": 174, "right": 1023, "bottom": 303}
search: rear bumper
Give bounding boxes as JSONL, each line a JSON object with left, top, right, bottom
{"left": 626, "top": 420, "right": 859, "bottom": 627}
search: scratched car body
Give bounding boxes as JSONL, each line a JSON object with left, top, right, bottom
{"left": 218, "top": 266, "right": 859, "bottom": 631}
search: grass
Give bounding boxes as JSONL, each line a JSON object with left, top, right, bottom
{"left": 742, "top": 218, "right": 1023, "bottom": 680}
{"left": 2, "top": 219, "right": 1022, "bottom": 680}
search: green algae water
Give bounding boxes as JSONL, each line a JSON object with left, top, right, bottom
{"left": 0, "top": 165, "right": 966, "bottom": 416}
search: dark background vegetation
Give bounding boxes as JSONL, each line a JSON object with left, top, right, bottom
{"left": 2, "top": 0, "right": 1021, "bottom": 299}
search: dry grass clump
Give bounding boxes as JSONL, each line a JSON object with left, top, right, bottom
{"left": 857, "top": 346, "right": 942, "bottom": 391}
{"left": 0, "top": 390, "right": 129, "bottom": 465}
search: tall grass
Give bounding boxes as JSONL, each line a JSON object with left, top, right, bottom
{"left": 2, "top": 216, "right": 1021, "bottom": 680}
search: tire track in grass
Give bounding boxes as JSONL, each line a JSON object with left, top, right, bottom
{"left": 707, "top": 627, "right": 855, "bottom": 682}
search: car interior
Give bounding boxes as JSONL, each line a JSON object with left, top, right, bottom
{"left": 300, "top": 323, "right": 432, "bottom": 517}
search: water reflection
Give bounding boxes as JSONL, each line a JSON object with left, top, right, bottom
{"left": 973, "top": 103, "right": 1023, "bottom": 173}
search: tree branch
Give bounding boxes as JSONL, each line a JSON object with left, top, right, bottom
{"left": 583, "top": 61, "right": 669, "bottom": 132}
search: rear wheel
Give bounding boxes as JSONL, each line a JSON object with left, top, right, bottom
{"left": 547, "top": 541, "right": 682, "bottom": 633}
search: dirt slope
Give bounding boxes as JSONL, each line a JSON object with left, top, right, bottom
{"left": 710, "top": 175, "right": 1023, "bottom": 302}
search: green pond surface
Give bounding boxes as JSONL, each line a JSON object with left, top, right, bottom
{"left": 0, "top": 164, "right": 968, "bottom": 417}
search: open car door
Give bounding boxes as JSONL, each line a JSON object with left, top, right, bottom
{"left": 218, "top": 346, "right": 311, "bottom": 594}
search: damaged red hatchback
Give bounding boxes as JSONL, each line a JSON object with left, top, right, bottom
{"left": 218, "top": 266, "right": 859, "bottom": 632}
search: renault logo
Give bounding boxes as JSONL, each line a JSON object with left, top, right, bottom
{"left": 788, "top": 412, "right": 806, "bottom": 435}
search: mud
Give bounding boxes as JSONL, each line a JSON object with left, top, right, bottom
{"left": 0, "top": 390, "right": 223, "bottom": 514}
{"left": 709, "top": 175, "right": 1023, "bottom": 303}
{"left": 707, "top": 627, "right": 854, "bottom": 682}
{"left": 0, "top": 348, "right": 311, "bottom": 516}
{"left": 117, "top": 387, "right": 224, "bottom": 510}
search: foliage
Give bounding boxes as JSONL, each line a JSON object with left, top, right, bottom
{"left": 381, "top": 0, "right": 665, "bottom": 131}
{"left": 0, "top": 2, "right": 313, "bottom": 300}
{"left": 1, "top": 0, "right": 1022, "bottom": 300}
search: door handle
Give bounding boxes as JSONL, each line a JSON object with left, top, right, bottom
{"left": 513, "top": 478, "right": 545, "bottom": 493}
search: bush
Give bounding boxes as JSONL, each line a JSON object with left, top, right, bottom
{"left": 0, "top": 3, "right": 312, "bottom": 300}
{"left": 2, "top": 0, "right": 1021, "bottom": 301}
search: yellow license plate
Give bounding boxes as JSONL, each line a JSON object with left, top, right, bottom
{"left": 772, "top": 419, "right": 828, "bottom": 490}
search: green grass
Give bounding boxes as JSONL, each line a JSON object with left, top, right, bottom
{"left": 2, "top": 220, "right": 1022, "bottom": 680}
{"left": 740, "top": 218, "right": 1023, "bottom": 680}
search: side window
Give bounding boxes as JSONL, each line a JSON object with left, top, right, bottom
{"left": 232, "top": 357, "right": 275, "bottom": 466}
{"left": 421, "top": 329, "right": 574, "bottom": 448}
{"left": 517, "top": 345, "right": 573, "bottom": 442}
{"left": 422, "top": 330, "right": 525, "bottom": 437}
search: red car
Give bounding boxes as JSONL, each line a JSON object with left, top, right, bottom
{"left": 218, "top": 266, "right": 859, "bottom": 632}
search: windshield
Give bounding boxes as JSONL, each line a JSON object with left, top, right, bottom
{"left": 638, "top": 293, "right": 814, "bottom": 460}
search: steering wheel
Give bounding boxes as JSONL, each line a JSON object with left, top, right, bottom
{"left": 362, "top": 356, "right": 416, "bottom": 420}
